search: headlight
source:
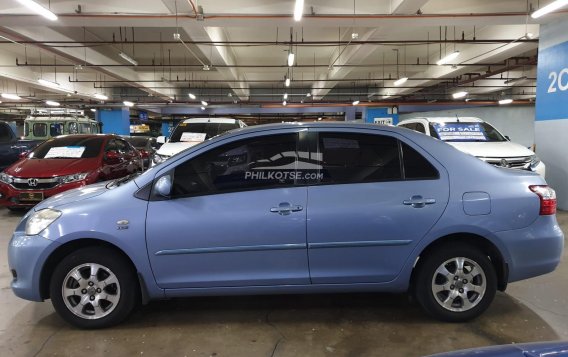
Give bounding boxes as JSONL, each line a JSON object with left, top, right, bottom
{"left": 25, "top": 208, "right": 62, "bottom": 235}
{"left": 530, "top": 155, "right": 541, "bottom": 168}
{"left": 152, "top": 154, "right": 167, "bottom": 165}
{"left": 0, "top": 172, "right": 13, "bottom": 184}
{"left": 57, "top": 172, "right": 89, "bottom": 184}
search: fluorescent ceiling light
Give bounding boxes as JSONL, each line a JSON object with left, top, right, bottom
{"left": 188, "top": 93, "right": 196, "bottom": 99}
{"left": 285, "top": 77, "right": 291, "bottom": 87}
{"left": 531, "top": 0, "right": 568, "bottom": 18}
{"left": 1, "top": 93, "right": 21, "bottom": 100}
{"left": 283, "top": 93, "right": 288, "bottom": 100}
{"left": 90, "top": 108, "right": 97, "bottom": 112}
{"left": 294, "top": 0, "right": 304, "bottom": 21}
{"left": 202, "top": 65, "right": 211, "bottom": 71}
{"left": 394, "top": 77, "right": 408, "bottom": 86}
{"left": 452, "top": 91, "right": 468, "bottom": 99}
{"left": 16, "top": 0, "right": 58, "bottom": 21}
{"left": 504, "top": 76, "right": 528, "bottom": 85}
{"left": 306, "top": 92, "right": 312, "bottom": 97}
{"left": 94, "top": 93, "right": 108, "bottom": 100}
{"left": 288, "top": 53, "right": 295, "bottom": 67}
{"left": 200, "top": 106, "right": 206, "bottom": 111}
{"left": 38, "top": 78, "right": 60, "bottom": 87}
{"left": 123, "top": 101, "right": 134, "bottom": 107}
{"left": 201, "top": 100, "right": 208, "bottom": 106}
{"left": 352, "top": 100, "right": 360, "bottom": 105}
{"left": 119, "top": 52, "right": 138, "bottom": 66}
{"left": 282, "top": 100, "right": 287, "bottom": 106}
{"left": 437, "top": 51, "right": 460, "bottom": 66}
{"left": 45, "top": 100, "right": 60, "bottom": 106}
{"left": 499, "top": 98, "right": 513, "bottom": 105}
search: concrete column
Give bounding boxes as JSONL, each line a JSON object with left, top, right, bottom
{"left": 535, "top": 18, "right": 568, "bottom": 209}
{"left": 98, "top": 108, "right": 130, "bottom": 135}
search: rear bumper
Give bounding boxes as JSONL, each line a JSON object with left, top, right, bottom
{"left": 496, "top": 215, "right": 564, "bottom": 283}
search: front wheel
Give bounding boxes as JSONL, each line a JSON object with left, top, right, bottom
{"left": 50, "top": 247, "right": 139, "bottom": 329}
{"left": 414, "top": 244, "right": 497, "bottom": 322}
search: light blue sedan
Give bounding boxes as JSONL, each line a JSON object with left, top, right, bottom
{"left": 7, "top": 123, "right": 564, "bottom": 328}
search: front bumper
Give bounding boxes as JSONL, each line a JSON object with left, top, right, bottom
{"left": 8, "top": 229, "right": 61, "bottom": 301}
{"left": 496, "top": 215, "right": 564, "bottom": 283}
{"left": 0, "top": 181, "right": 87, "bottom": 208}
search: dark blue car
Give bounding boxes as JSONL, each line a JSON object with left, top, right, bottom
{"left": 7, "top": 123, "right": 564, "bottom": 328}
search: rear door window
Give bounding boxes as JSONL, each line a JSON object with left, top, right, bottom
{"left": 33, "top": 123, "right": 47, "bottom": 137}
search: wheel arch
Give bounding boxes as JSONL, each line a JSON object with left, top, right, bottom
{"left": 39, "top": 238, "right": 140, "bottom": 300}
{"left": 410, "top": 233, "right": 508, "bottom": 293}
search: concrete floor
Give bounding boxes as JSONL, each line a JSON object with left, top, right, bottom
{"left": 0, "top": 208, "right": 566, "bottom": 357}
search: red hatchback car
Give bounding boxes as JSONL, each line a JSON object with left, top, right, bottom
{"left": 0, "top": 134, "right": 142, "bottom": 209}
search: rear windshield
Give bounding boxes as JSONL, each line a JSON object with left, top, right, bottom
{"left": 124, "top": 137, "right": 149, "bottom": 148}
{"left": 169, "top": 122, "right": 240, "bottom": 143}
{"left": 429, "top": 122, "right": 506, "bottom": 142}
{"left": 31, "top": 136, "right": 104, "bottom": 159}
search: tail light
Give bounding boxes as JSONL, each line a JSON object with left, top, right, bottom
{"left": 529, "top": 185, "right": 557, "bottom": 215}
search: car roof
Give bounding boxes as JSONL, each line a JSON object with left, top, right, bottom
{"left": 400, "top": 117, "right": 483, "bottom": 124}
{"left": 181, "top": 118, "right": 238, "bottom": 124}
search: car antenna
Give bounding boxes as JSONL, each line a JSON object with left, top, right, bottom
{"left": 455, "top": 114, "right": 460, "bottom": 123}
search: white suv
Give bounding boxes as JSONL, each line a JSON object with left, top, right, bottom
{"left": 152, "top": 118, "right": 247, "bottom": 166}
{"left": 397, "top": 117, "right": 545, "bottom": 177}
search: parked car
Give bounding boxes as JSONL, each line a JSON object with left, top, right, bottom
{"left": 0, "top": 134, "right": 142, "bottom": 209}
{"left": 122, "top": 136, "right": 160, "bottom": 169}
{"left": 0, "top": 121, "right": 43, "bottom": 171}
{"left": 397, "top": 117, "right": 546, "bottom": 177}
{"left": 425, "top": 341, "right": 568, "bottom": 356}
{"left": 8, "top": 123, "right": 563, "bottom": 328}
{"left": 152, "top": 118, "right": 246, "bottom": 166}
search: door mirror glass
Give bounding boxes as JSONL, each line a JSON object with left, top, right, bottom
{"left": 19, "top": 151, "right": 29, "bottom": 159}
{"left": 155, "top": 175, "right": 172, "bottom": 197}
{"left": 157, "top": 136, "right": 167, "bottom": 144}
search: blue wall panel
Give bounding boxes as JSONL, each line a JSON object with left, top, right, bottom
{"left": 99, "top": 109, "right": 130, "bottom": 135}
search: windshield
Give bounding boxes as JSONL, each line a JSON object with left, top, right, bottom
{"left": 429, "top": 122, "right": 507, "bottom": 142}
{"left": 30, "top": 136, "right": 104, "bottom": 159}
{"left": 169, "top": 122, "right": 240, "bottom": 143}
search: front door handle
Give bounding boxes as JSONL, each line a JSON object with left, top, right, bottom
{"left": 403, "top": 195, "right": 436, "bottom": 208}
{"left": 270, "top": 202, "right": 303, "bottom": 216}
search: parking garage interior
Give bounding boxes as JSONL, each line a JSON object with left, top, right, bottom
{"left": 1, "top": 1, "right": 568, "bottom": 356}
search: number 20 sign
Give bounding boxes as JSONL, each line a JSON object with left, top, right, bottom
{"left": 548, "top": 69, "right": 568, "bottom": 93}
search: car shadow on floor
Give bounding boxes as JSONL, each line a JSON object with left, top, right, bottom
{"left": 1, "top": 291, "right": 560, "bottom": 357}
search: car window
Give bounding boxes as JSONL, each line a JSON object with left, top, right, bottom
{"left": 172, "top": 133, "right": 300, "bottom": 197}
{"left": 430, "top": 122, "right": 506, "bottom": 142}
{"left": 401, "top": 142, "right": 439, "bottom": 180}
{"left": 414, "top": 123, "right": 426, "bottom": 134}
{"left": 105, "top": 139, "right": 118, "bottom": 152}
{"left": 118, "top": 139, "right": 134, "bottom": 154}
{"left": 79, "top": 123, "right": 92, "bottom": 134}
{"left": 33, "top": 123, "right": 47, "bottom": 137}
{"left": 69, "top": 122, "right": 79, "bottom": 134}
{"left": 50, "top": 123, "right": 64, "bottom": 137}
{"left": 0, "top": 124, "right": 12, "bottom": 142}
{"left": 316, "top": 132, "right": 402, "bottom": 185}
{"left": 400, "top": 123, "right": 415, "bottom": 131}
{"left": 31, "top": 136, "right": 104, "bottom": 159}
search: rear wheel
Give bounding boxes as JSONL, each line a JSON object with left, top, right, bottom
{"left": 414, "top": 244, "right": 497, "bottom": 322}
{"left": 50, "top": 247, "right": 139, "bottom": 329}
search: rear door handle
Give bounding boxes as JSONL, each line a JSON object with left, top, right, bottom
{"left": 403, "top": 195, "right": 436, "bottom": 208}
{"left": 270, "top": 202, "right": 303, "bottom": 216}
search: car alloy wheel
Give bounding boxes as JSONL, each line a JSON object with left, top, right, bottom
{"left": 62, "top": 263, "right": 121, "bottom": 320}
{"left": 431, "top": 257, "right": 486, "bottom": 312}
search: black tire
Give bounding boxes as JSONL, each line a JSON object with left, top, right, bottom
{"left": 413, "top": 243, "right": 497, "bottom": 322}
{"left": 50, "top": 246, "right": 139, "bottom": 329}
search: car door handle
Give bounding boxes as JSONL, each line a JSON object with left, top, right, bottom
{"left": 403, "top": 195, "right": 436, "bottom": 208}
{"left": 270, "top": 203, "right": 303, "bottom": 216}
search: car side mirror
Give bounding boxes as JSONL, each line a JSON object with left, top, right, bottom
{"left": 157, "top": 136, "right": 167, "bottom": 144}
{"left": 19, "top": 151, "right": 29, "bottom": 159}
{"left": 104, "top": 150, "right": 120, "bottom": 164}
{"left": 155, "top": 175, "right": 172, "bottom": 197}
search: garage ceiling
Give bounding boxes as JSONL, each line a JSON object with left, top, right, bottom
{"left": 0, "top": 0, "right": 564, "bottom": 113}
